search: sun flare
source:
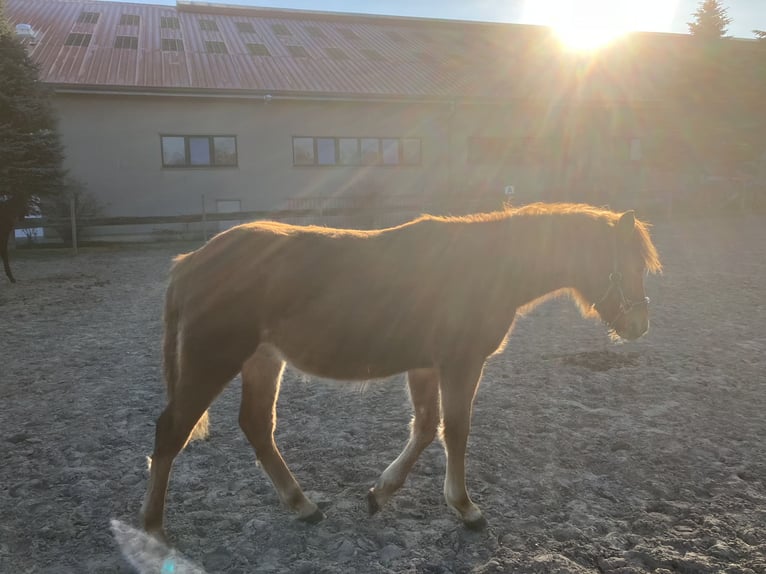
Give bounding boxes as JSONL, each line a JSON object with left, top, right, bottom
{"left": 521, "top": 0, "right": 678, "bottom": 52}
{"left": 554, "top": 1, "right": 632, "bottom": 51}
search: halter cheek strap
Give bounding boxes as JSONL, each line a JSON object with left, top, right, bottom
{"left": 593, "top": 271, "right": 650, "bottom": 327}
{"left": 592, "top": 233, "right": 650, "bottom": 328}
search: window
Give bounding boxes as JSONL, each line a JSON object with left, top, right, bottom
{"left": 119, "top": 14, "right": 140, "bottom": 26}
{"left": 161, "top": 38, "right": 184, "bottom": 52}
{"left": 325, "top": 47, "right": 348, "bottom": 60}
{"left": 160, "top": 16, "right": 180, "bottom": 29}
{"left": 360, "top": 48, "right": 384, "bottom": 61}
{"left": 467, "top": 136, "right": 540, "bottom": 165}
{"left": 360, "top": 138, "right": 380, "bottom": 165}
{"left": 338, "top": 28, "right": 359, "bottom": 41}
{"left": 381, "top": 139, "right": 400, "bottom": 165}
{"left": 77, "top": 11, "right": 99, "bottom": 24}
{"left": 247, "top": 43, "right": 270, "bottom": 56}
{"left": 271, "top": 23, "right": 290, "bottom": 36}
{"left": 161, "top": 136, "right": 238, "bottom": 167}
{"left": 199, "top": 19, "right": 218, "bottom": 32}
{"left": 292, "top": 137, "right": 315, "bottom": 166}
{"left": 205, "top": 41, "right": 228, "bottom": 54}
{"left": 213, "top": 137, "right": 237, "bottom": 165}
{"left": 286, "top": 45, "right": 309, "bottom": 58}
{"left": 236, "top": 21, "right": 255, "bottom": 33}
{"left": 114, "top": 36, "right": 138, "bottom": 49}
{"left": 293, "top": 137, "right": 420, "bottom": 166}
{"left": 316, "top": 138, "right": 336, "bottom": 165}
{"left": 338, "top": 138, "right": 359, "bottom": 165}
{"left": 305, "top": 25, "right": 326, "bottom": 39}
{"left": 64, "top": 33, "right": 92, "bottom": 47}
{"left": 161, "top": 137, "right": 186, "bottom": 166}
{"left": 189, "top": 137, "right": 211, "bottom": 165}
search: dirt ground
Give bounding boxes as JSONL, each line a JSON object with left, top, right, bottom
{"left": 1, "top": 213, "right": 765, "bottom": 574}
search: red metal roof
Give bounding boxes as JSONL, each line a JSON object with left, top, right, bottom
{"left": 6, "top": 0, "right": 692, "bottom": 101}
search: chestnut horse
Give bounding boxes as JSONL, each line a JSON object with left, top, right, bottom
{"left": 142, "top": 202, "right": 661, "bottom": 540}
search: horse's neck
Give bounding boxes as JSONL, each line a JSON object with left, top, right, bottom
{"left": 502, "top": 214, "right": 596, "bottom": 304}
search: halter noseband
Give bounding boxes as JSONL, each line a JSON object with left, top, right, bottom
{"left": 593, "top": 266, "right": 650, "bottom": 329}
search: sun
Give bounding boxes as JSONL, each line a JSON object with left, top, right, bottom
{"left": 554, "top": 2, "right": 632, "bottom": 51}
{"left": 521, "top": 0, "right": 676, "bottom": 52}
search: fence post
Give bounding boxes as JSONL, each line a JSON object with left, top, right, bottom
{"left": 70, "top": 194, "right": 78, "bottom": 255}
{"left": 201, "top": 194, "right": 207, "bottom": 242}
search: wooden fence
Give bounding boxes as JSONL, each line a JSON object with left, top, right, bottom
{"left": 12, "top": 195, "right": 500, "bottom": 252}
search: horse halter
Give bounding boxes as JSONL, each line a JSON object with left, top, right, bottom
{"left": 592, "top": 255, "right": 650, "bottom": 329}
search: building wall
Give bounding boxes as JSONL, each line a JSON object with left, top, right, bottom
{"left": 52, "top": 91, "right": 659, "bottom": 239}
{"left": 54, "top": 93, "right": 455, "bottom": 218}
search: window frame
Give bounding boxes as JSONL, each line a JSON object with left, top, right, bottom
{"left": 286, "top": 45, "right": 310, "bottom": 58}
{"left": 292, "top": 136, "right": 421, "bottom": 167}
{"left": 119, "top": 14, "right": 140, "bottom": 26}
{"left": 204, "top": 41, "right": 228, "bottom": 55}
{"left": 77, "top": 11, "right": 100, "bottom": 24}
{"left": 246, "top": 43, "right": 270, "bottom": 56}
{"left": 64, "top": 33, "right": 92, "bottom": 47}
{"left": 160, "top": 135, "right": 238, "bottom": 168}
{"left": 305, "top": 25, "right": 326, "bottom": 39}
{"left": 271, "top": 23, "right": 291, "bottom": 36}
{"left": 235, "top": 21, "right": 255, "bottom": 34}
{"left": 324, "top": 46, "right": 349, "bottom": 60}
{"left": 114, "top": 35, "right": 139, "bottom": 49}
{"left": 161, "top": 38, "right": 184, "bottom": 52}
{"left": 160, "top": 16, "right": 180, "bottom": 29}
{"left": 198, "top": 19, "right": 219, "bottom": 32}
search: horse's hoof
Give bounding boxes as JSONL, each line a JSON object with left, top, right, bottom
{"left": 146, "top": 527, "right": 170, "bottom": 545}
{"left": 464, "top": 515, "right": 488, "bottom": 531}
{"left": 366, "top": 489, "right": 380, "bottom": 516}
{"left": 298, "top": 508, "right": 325, "bottom": 525}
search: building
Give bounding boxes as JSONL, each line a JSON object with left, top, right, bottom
{"left": 5, "top": 0, "right": 718, "bottom": 238}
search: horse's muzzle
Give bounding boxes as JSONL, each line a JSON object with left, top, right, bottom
{"left": 616, "top": 311, "right": 649, "bottom": 341}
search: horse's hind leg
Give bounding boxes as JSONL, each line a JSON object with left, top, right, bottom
{"left": 439, "top": 359, "right": 486, "bottom": 530}
{"left": 142, "top": 362, "right": 232, "bottom": 540}
{"left": 239, "top": 344, "right": 322, "bottom": 523}
{"left": 368, "top": 368, "right": 440, "bottom": 515}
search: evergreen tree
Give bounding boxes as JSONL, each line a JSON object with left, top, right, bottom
{"left": 687, "top": 0, "right": 732, "bottom": 40}
{"left": 0, "top": 0, "right": 67, "bottom": 281}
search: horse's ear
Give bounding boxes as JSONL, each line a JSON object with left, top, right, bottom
{"left": 617, "top": 210, "right": 635, "bottom": 239}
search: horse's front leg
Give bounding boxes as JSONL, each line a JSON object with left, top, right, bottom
{"left": 438, "top": 359, "right": 487, "bottom": 530}
{"left": 239, "top": 344, "right": 323, "bottom": 523}
{"left": 368, "top": 368, "right": 440, "bottom": 514}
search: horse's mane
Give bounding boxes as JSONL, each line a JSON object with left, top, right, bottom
{"left": 414, "top": 202, "right": 662, "bottom": 274}
{"left": 178, "top": 202, "right": 661, "bottom": 274}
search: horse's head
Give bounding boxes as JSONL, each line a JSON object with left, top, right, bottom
{"left": 589, "top": 210, "right": 660, "bottom": 341}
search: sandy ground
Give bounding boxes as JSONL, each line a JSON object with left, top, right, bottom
{"left": 1, "top": 213, "right": 765, "bottom": 574}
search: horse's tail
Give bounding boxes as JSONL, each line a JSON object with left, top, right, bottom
{"left": 163, "top": 263, "right": 209, "bottom": 444}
